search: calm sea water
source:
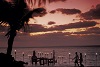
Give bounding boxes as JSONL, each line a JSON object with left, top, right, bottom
{"left": 0, "top": 47, "right": 100, "bottom": 66}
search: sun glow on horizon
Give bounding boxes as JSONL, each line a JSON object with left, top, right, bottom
{"left": 29, "top": 28, "right": 87, "bottom": 36}
{"left": 29, "top": 31, "right": 58, "bottom": 36}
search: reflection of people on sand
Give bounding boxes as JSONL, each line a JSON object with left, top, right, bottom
{"left": 72, "top": 52, "right": 79, "bottom": 67}
{"left": 31, "top": 50, "right": 37, "bottom": 65}
{"left": 79, "top": 53, "right": 84, "bottom": 67}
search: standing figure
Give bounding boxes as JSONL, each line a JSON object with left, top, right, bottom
{"left": 79, "top": 53, "right": 84, "bottom": 67}
{"left": 73, "top": 52, "right": 79, "bottom": 67}
{"left": 31, "top": 50, "right": 37, "bottom": 65}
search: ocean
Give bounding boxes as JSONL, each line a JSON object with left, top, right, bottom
{"left": 0, "top": 46, "right": 100, "bottom": 66}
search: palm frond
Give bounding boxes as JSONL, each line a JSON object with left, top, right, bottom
{"left": 26, "top": 0, "right": 56, "bottom": 9}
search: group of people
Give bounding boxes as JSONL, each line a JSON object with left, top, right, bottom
{"left": 73, "top": 52, "right": 84, "bottom": 67}
{"left": 31, "top": 50, "right": 56, "bottom": 66}
{"left": 31, "top": 51, "right": 84, "bottom": 67}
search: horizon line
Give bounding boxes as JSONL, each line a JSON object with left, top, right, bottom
{"left": 0, "top": 45, "right": 100, "bottom": 48}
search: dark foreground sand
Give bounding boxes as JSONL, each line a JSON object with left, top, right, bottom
{"left": 25, "top": 65, "right": 100, "bottom": 67}
{"left": 26, "top": 66, "right": 100, "bottom": 67}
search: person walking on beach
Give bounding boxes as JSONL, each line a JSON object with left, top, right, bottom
{"left": 79, "top": 53, "right": 84, "bottom": 67}
{"left": 73, "top": 52, "right": 79, "bottom": 67}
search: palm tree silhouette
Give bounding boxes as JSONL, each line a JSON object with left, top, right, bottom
{"left": 0, "top": 0, "right": 66, "bottom": 55}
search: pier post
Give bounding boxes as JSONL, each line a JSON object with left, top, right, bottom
{"left": 69, "top": 53, "right": 71, "bottom": 65}
{"left": 85, "top": 53, "right": 86, "bottom": 66}
{"left": 96, "top": 53, "right": 97, "bottom": 66}
{"left": 22, "top": 52, "right": 24, "bottom": 61}
{"left": 14, "top": 50, "right": 16, "bottom": 60}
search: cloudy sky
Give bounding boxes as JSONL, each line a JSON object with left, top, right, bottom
{"left": 0, "top": 0, "right": 100, "bottom": 47}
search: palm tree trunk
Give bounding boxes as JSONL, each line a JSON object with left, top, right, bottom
{"left": 7, "top": 35, "right": 15, "bottom": 55}
{"left": 6, "top": 28, "right": 17, "bottom": 55}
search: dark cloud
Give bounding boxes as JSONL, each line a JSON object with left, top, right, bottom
{"left": 24, "top": 24, "right": 47, "bottom": 32}
{"left": 48, "top": 21, "right": 56, "bottom": 25}
{"left": 50, "top": 8, "right": 81, "bottom": 15}
{"left": 48, "top": 21, "right": 97, "bottom": 31}
{"left": 73, "top": 27, "right": 100, "bottom": 35}
{"left": 32, "top": 8, "right": 47, "bottom": 17}
{"left": 66, "top": 21, "right": 97, "bottom": 28}
{"left": 87, "top": 27, "right": 100, "bottom": 34}
{"left": 81, "top": 4, "right": 100, "bottom": 20}
{"left": 23, "top": 21, "right": 97, "bottom": 32}
{"left": 49, "top": 10, "right": 56, "bottom": 14}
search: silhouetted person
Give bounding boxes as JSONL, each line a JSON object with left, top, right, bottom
{"left": 73, "top": 52, "right": 79, "bottom": 67}
{"left": 31, "top": 50, "right": 37, "bottom": 65}
{"left": 79, "top": 53, "right": 84, "bottom": 67}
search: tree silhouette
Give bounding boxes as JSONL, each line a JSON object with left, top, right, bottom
{"left": 0, "top": 0, "right": 46, "bottom": 55}
{"left": 0, "top": 0, "right": 66, "bottom": 55}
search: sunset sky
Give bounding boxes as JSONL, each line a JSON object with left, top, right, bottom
{"left": 0, "top": 0, "right": 100, "bottom": 47}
